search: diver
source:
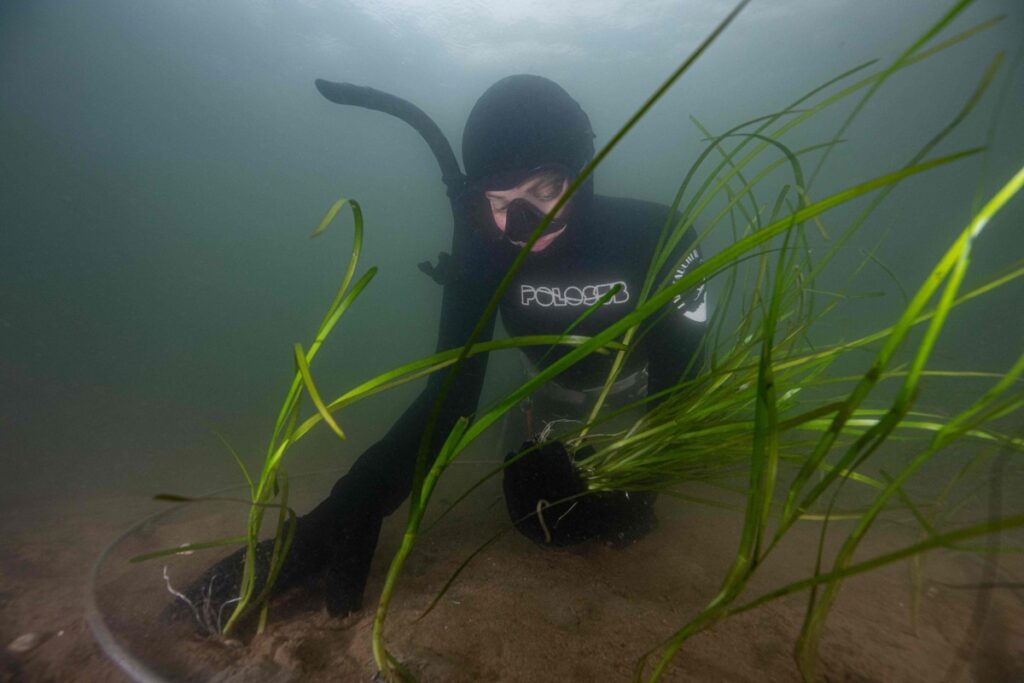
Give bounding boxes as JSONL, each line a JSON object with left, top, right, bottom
{"left": 186, "top": 74, "right": 707, "bottom": 619}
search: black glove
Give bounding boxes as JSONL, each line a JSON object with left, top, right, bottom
{"left": 167, "top": 481, "right": 382, "bottom": 630}
{"left": 502, "top": 440, "right": 658, "bottom": 548}
{"left": 502, "top": 439, "right": 592, "bottom": 546}
{"left": 597, "top": 485, "right": 658, "bottom": 548}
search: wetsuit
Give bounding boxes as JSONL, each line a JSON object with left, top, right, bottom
{"left": 320, "top": 190, "right": 706, "bottom": 608}
{"left": 499, "top": 194, "right": 705, "bottom": 396}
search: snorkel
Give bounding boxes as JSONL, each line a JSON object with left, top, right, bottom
{"left": 314, "top": 80, "right": 466, "bottom": 200}
{"left": 315, "top": 76, "right": 595, "bottom": 255}
{"left": 314, "top": 79, "right": 476, "bottom": 281}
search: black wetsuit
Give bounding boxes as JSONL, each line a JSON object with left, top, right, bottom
{"left": 315, "top": 189, "right": 706, "bottom": 609}
{"left": 500, "top": 194, "right": 705, "bottom": 394}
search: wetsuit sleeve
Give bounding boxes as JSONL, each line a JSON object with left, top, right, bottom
{"left": 644, "top": 227, "right": 707, "bottom": 404}
{"left": 328, "top": 209, "right": 501, "bottom": 518}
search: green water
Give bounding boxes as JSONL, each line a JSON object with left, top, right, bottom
{"left": 3, "top": 0, "right": 1020, "bottom": 503}
{"left": 4, "top": 0, "right": 1019, "bottom": 505}
{"left": 1, "top": 2, "right": 1022, "bottom": 677}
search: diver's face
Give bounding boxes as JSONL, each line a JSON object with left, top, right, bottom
{"left": 484, "top": 169, "right": 570, "bottom": 252}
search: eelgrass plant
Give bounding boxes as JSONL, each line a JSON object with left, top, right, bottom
{"left": 578, "top": 155, "right": 1024, "bottom": 683}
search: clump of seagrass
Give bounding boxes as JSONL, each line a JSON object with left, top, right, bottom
{"left": 562, "top": 5, "right": 1024, "bottom": 681}
{"left": 366, "top": 3, "right": 1023, "bottom": 682}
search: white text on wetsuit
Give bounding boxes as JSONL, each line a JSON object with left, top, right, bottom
{"left": 520, "top": 281, "right": 630, "bottom": 307}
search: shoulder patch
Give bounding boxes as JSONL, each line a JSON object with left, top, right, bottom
{"left": 671, "top": 248, "right": 707, "bottom": 323}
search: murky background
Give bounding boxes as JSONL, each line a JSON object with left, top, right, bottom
{"left": 1, "top": 0, "right": 1022, "bottom": 678}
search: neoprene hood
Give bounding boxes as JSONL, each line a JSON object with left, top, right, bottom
{"left": 462, "top": 75, "right": 595, "bottom": 190}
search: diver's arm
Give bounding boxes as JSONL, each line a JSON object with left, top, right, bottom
{"left": 328, "top": 205, "right": 500, "bottom": 516}
{"left": 310, "top": 206, "right": 501, "bottom": 614}
{"left": 178, "top": 222, "right": 501, "bottom": 620}
{"left": 332, "top": 321, "right": 496, "bottom": 519}
{"left": 645, "top": 236, "right": 707, "bottom": 403}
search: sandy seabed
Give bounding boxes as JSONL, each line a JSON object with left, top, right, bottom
{"left": 2, "top": 471, "right": 1022, "bottom": 683}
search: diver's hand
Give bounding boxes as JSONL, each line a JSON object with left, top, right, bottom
{"left": 322, "top": 503, "right": 382, "bottom": 616}
{"left": 597, "top": 488, "right": 658, "bottom": 548}
{"left": 502, "top": 440, "right": 595, "bottom": 546}
{"left": 502, "top": 440, "right": 658, "bottom": 548}
{"left": 166, "top": 489, "right": 382, "bottom": 630}
{"left": 164, "top": 508, "right": 329, "bottom": 631}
